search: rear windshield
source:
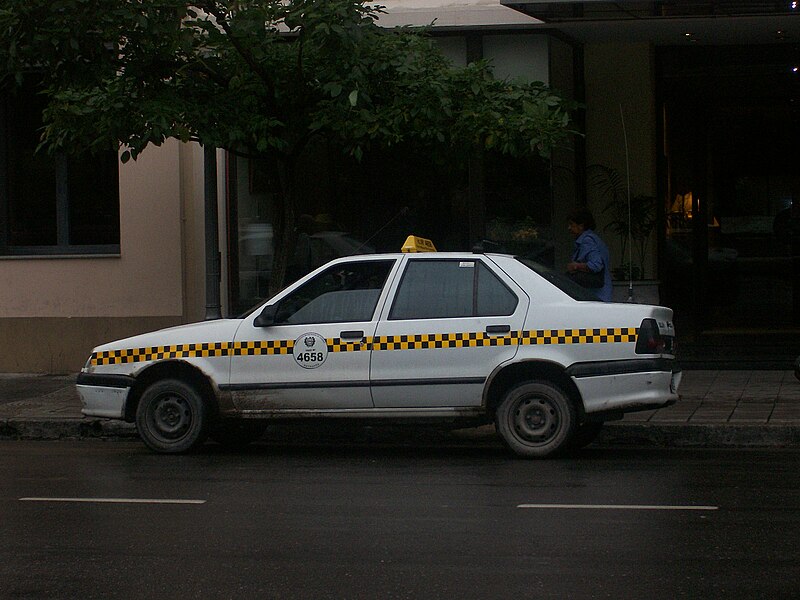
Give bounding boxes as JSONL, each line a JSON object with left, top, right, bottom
{"left": 515, "top": 257, "right": 599, "bottom": 302}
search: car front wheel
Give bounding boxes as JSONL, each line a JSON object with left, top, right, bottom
{"left": 495, "top": 381, "right": 576, "bottom": 458}
{"left": 135, "top": 379, "right": 209, "bottom": 454}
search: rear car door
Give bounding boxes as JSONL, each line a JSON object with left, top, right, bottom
{"left": 370, "top": 256, "right": 529, "bottom": 408}
{"left": 229, "top": 258, "right": 397, "bottom": 410}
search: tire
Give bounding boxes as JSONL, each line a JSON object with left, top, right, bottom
{"left": 565, "top": 422, "right": 604, "bottom": 450}
{"left": 135, "top": 379, "right": 209, "bottom": 454}
{"left": 209, "top": 420, "right": 267, "bottom": 450}
{"left": 495, "top": 381, "right": 576, "bottom": 458}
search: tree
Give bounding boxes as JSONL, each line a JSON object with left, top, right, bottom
{"left": 0, "top": 0, "right": 576, "bottom": 293}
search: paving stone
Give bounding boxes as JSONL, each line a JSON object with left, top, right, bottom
{"left": 621, "top": 411, "right": 655, "bottom": 422}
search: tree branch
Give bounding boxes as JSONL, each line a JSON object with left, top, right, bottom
{"left": 193, "top": 0, "right": 277, "bottom": 112}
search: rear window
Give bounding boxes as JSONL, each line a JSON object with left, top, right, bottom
{"left": 516, "top": 257, "right": 598, "bottom": 301}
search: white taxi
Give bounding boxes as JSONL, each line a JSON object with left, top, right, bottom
{"left": 77, "top": 237, "right": 680, "bottom": 458}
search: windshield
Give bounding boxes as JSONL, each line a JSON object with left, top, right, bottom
{"left": 516, "top": 257, "right": 599, "bottom": 302}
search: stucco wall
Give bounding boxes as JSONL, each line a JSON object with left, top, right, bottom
{"left": 0, "top": 140, "right": 205, "bottom": 372}
{"left": 0, "top": 140, "right": 185, "bottom": 318}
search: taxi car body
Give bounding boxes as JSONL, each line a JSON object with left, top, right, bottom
{"left": 77, "top": 249, "right": 680, "bottom": 457}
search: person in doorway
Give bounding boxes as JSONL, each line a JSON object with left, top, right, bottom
{"left": 566, "top": 207, "right": 612, "bottom": 302}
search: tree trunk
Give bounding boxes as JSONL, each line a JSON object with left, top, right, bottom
{"left": 269, "top": 156, "right": 298, "bottom": 297}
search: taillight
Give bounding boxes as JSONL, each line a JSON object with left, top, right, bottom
{"left": 635, "top": 318, "right": 666, "bottom": 354}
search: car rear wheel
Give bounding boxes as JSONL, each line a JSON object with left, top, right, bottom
{"left": 135, "top": 379, "right": 208, "bottom": 454}
{"left": 495, "top": 381, "right": 576, "bottom": 458}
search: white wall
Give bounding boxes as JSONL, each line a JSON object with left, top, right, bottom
{"left": 483, "top": 34, "right": 549, "bottom": 84}
{"left": 378, "top": 0, "right": 540, "bottom": 27}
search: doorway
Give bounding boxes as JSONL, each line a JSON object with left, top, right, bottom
{"left": 658, "top": 45, "right": 800, "bottom": 345}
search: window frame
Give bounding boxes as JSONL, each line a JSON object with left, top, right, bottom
{"left": 0, "top": 92, "right": 120, "bottom": 257}
{"left": 388, "top": 257, "right": 519, "bottom": 321}
{"left": 271, "top": 259, "right": 396, "bottom": 326}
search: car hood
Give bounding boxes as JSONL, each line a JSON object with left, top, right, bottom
{"left": 92, "top": 319, "right": 243, "bottom": 354}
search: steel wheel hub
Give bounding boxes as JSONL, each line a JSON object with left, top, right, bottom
{"left": 150, "top": 394, "right": 192, "bottom": 439}
{"left": 513, "top": 397, "right": 559, "bottom": 444}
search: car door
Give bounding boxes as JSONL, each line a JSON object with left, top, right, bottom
{"left": 370, "top": 256, "right": 529, "bottom": 408}
{"left": 229, "top": 258, "right": 398, "bottom": 410}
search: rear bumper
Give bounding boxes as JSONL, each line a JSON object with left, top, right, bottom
{"left": 568, "top": 359, "right": 681, "bottom": 415}
{"left": 76, "top": 373, "right": 134, "bottom": 419}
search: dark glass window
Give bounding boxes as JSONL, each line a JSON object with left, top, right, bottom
{"left": 390, "top": 259, "right": 517, "bottom": 320}
{"left": 274, "top": 260, "right": 394, "bottom": 325}
{"left": 516, "top": 257, "right": 597, "bottom": 301}
{"left": 0, "top": 82, "right": 120, "bottom": 255}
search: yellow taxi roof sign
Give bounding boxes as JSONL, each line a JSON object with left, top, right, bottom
{"left": 401, "top": 235, "right": 437, "bottom": 253}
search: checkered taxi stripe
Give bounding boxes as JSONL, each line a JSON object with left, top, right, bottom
{"left": 90, "top": 327, "right": 638, "bottom": 366}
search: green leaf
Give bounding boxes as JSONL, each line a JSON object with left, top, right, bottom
{"left": 348, "top": 89, "right": 358, "bottom": 107}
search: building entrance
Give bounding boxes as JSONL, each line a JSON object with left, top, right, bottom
{"left": 659, "top": 45, "right": 799, "bottom": 357}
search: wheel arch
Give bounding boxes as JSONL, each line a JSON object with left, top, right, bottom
{"left": 124, "top": 361, "right": 219, "bottom": 423}
{"left": 485, "top": 360, "right": 585, "bottom": 420}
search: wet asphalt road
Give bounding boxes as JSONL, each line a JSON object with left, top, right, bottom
{"left": 1, "top": 441, "right": 799, "bottom": 600}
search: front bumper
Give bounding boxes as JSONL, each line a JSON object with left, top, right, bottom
{"left": 76, "top": 373, "right": 135, "bottom": 419}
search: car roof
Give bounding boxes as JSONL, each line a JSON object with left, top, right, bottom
{"left": 336, "top": 251, "right": 512, "bottom": 261}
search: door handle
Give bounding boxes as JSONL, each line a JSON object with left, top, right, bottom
{"left": 340, "top": 330, "right": 365, "bottom": 340}
{"left": 486, "top": 325, "right": 511, "bottom": 334}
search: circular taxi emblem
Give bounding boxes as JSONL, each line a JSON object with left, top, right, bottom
{"left": 293, "top": 333, "right": 329, "bottom": 369}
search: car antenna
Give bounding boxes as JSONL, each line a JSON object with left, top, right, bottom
{"left": 353, "top": 206, "right": 410, "bottom": 254}
{"left": 620, "top": 103, "right": 635, "bottom": 303}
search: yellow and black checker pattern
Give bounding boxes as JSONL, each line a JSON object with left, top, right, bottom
{"left": 91, "top": 340, "right": 294, "bottom": 366}
{"left": 328, "top": 339, "right": 369, "bottom": 353}
{"left": 230, "top": 340, "right": 294, "bottom": 356}
{"left": 518, "top": 327, "right": 638, "bottom": 346}
{"left": 92, "top": 342, "right": 232, "bottom": 366}
{"left": 368, "top": 331, "right": 517, "bottom": 351}
{"left": 91, "top": 327, "right": 637, "bottom": 366}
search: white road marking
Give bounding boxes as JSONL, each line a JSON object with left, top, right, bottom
{"left": 20, "top": 497, "right": 206, "bottom": 505}
{"left": 517, "top": 504, "right": 718, "bottom": 511}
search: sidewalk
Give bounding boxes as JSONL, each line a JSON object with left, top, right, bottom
{"left": 1, "top": 371, "right": 799, "bottom": 448}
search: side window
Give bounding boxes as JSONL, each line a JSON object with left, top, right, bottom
{"left": 390, "top": 260, "right": 517, "bottom": 320}
{"left": 477, "top": 263, "right": 518, "bottom": 316}
{"left": 274, "top": 260, "right": 394, "bottom": 325}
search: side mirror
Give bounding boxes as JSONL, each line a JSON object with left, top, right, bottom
{"left": 254, "top": 304, "right": 278, "bottom": 327}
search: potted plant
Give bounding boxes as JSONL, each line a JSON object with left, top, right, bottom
{"left": 588, "top": 164, "right": 658, "bottom": 303}
{"left": 587, "top": 164, "right": 656, "bottom": 280}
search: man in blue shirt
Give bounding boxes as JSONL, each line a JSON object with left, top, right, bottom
{"left": 566, "top": 208, "right": 613, "bottom": 302}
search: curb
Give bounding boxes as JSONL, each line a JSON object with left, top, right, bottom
{"left": 1, "top": 418, "right": 799, "bottom": 449}
{"left": 599, "top": 422, "right": 800, "bottom": 448}
{"left": 0, "top": 418, "right": 137, "bottom": 440}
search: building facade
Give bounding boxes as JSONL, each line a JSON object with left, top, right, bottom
{"left": 1, "top": 0, "right": 797, "bottom": 372}
{"left": 503, "top": 0, "right": 800, "bottom": 363}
